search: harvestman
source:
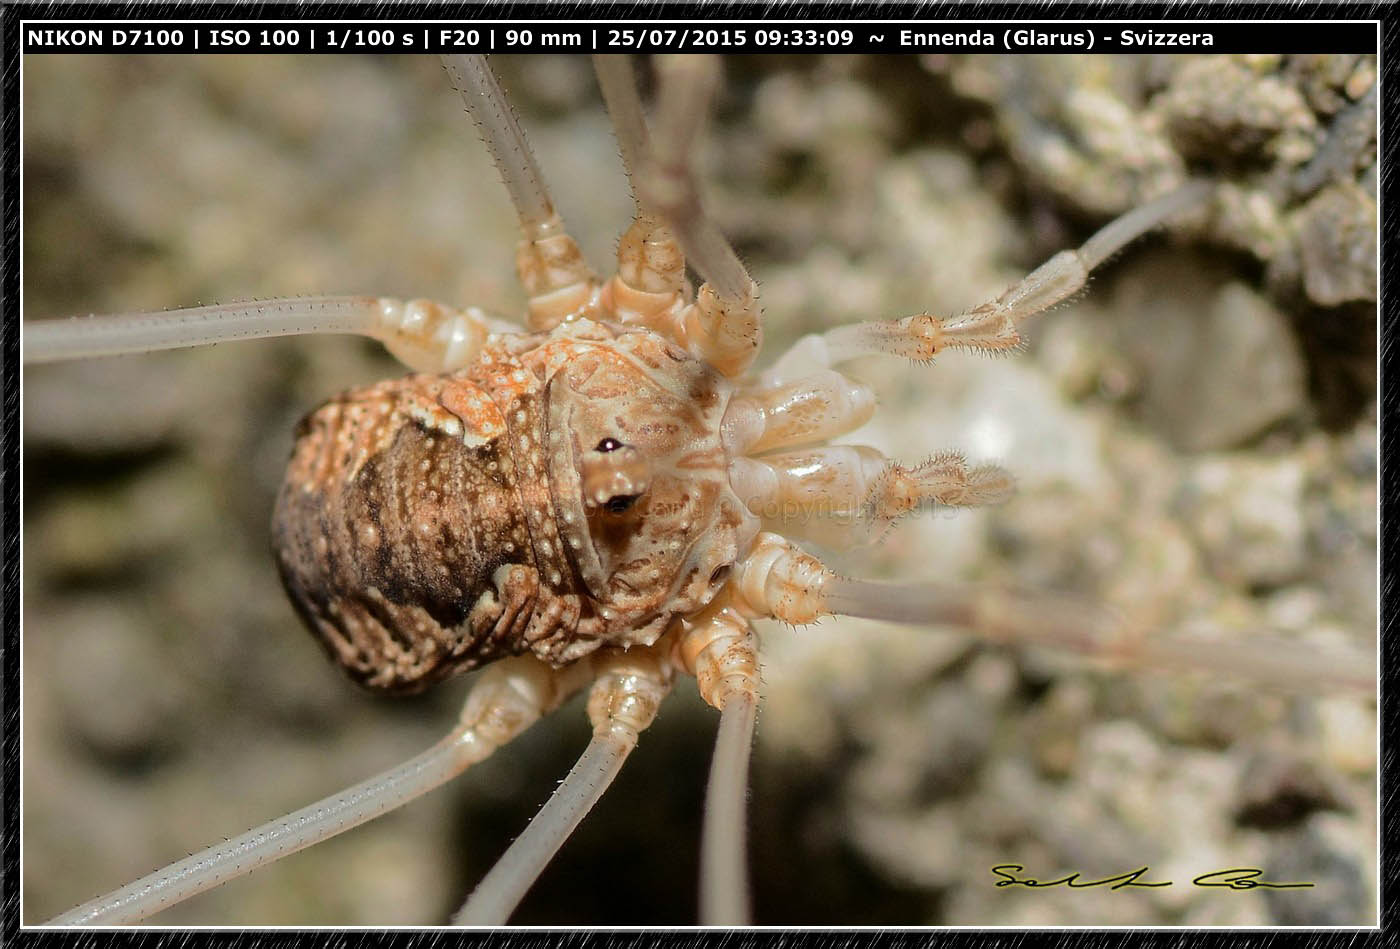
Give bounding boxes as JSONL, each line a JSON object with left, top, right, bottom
{"left": 24, "top": 54, "right": 1374, "bottom": 926}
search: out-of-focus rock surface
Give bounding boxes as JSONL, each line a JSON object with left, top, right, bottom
{"left": 23, "top": 54, "right": 1374, "bottom": 925}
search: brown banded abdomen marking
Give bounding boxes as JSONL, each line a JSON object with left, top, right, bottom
{"left": 273, "top": 367, "right": 574, "bottom": 693}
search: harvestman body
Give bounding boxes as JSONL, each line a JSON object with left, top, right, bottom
{"left": 24, "top": 55, "right": 1372, "bottom": 926}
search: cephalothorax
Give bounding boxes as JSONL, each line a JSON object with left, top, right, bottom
{"left": 24, "top": 53, "right": 1373, "bottom": 927}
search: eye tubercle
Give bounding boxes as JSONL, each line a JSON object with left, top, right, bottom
{"left": 581, "top": 444, "right": 651, "bottom": 509}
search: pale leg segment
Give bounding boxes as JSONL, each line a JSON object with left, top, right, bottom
{"left": 591, "top": 55, "right": 656, "bottom": 212}
{"left": 729, "top": 533, "right": 1374, "bottom": 696}
{"left": 730, "top": 447, "right": 1014, "bottom": 549}
{"left": 23, "top": 296, "right": 514, "bottom": 374}
{"left": 46, "top": 655, "right": 587, "bottom": 926}
{"left": 593, "top": 55, "right": 691, "bottom": 338}
{"left": 440, "top": 55, "right": 598, "bottom": 331}
{"left": 721, "top": 369, "right": 1011, "bottom": 548}
{"left": 440, "top": 54, "right": 556, "bottom": 235}
{"left": 677, "top": 590, "right": 762, "bottom": 926}
{"left": 635, "top": 55, "right": 762, "bottom": 378}
{"left": 764, "top": 181, "right": 1214, "bottom": 378}
{"left": 701, "top": 691, "right": 758, "bottom": 926}
{"left": 452, "top": 643, "right": 675, "bottom": 925}
{"left": 723, "top": 370, "right": 877, "bottom": 456}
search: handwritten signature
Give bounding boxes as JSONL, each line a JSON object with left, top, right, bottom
{"left": 991, "top": 864, "right": 1315, "bottom": 891}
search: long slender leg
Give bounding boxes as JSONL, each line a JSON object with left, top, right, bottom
{"left": 677, "top": 590, "right": 761, "bottom": 926}
{"left": 636, "top": 55, "right": 761, "bottom": 377}
{"left": 440, "top": 55, "right": 598, "bottom": 330}
{"left": 23, "top": 296, "right": 516, "bottom": 373}
{"left": 45, "top": 655, "right": 588, "bottom": 926}
{"left": 592, "top": 55, "right": 655, "bottom": 214}
{"left": 452, "top": 644, "right": 674, "bottom": 925}
{"left": 593, "top": 55, "right": 690, "bottom": 335}
{"left": 701, "top": 691, "right": 758, "bottom": 925}
{"left": 728, "top": 533, "right": 1375, "bottom": 696}
{"left": 763, "top": 181, "right": 1213, "bottom": 382}
{"left": 643, "top": 56, "right": 751, "bottom": 305}
{"left": 33, "top": 57, "right": 588, "bottom": 367}
{"left": 440, "top": 54, "right": 556, "bottom": 237}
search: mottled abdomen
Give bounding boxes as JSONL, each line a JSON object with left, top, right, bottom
{"left": 273, "top": 363, "right": 582, "bottom": 693}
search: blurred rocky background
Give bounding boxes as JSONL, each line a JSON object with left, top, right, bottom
{"left": 23, "top": 53, "right": 1375, "bottom": 925}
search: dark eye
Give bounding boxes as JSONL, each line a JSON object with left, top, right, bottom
{"left": 604, "top": 494, "right": 638, "bottom": 514}
{"left": 595, "top": 438, "right": 623, "bottom": 453}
